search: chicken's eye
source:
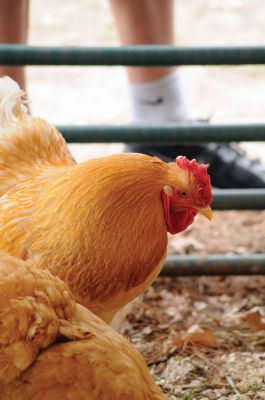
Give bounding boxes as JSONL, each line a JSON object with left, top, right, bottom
{"left": 179, "top": 191, "right": 188, "bottom": 198}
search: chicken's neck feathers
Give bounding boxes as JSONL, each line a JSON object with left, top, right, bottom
{"left": 30, "top": 157, "right": 169, "bottom": 307}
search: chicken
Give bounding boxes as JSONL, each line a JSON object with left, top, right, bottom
{"left": 0, "top": 76, "right": 212, "bottom": 323}
{"left": 0, "top": 252, "right": 167, "bottom": 400}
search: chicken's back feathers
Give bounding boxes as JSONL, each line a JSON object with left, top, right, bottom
{"left": 0, "top": 76, "right": 75, "bottom": 196}
{"left": 0, "top": 253, "right": 167, "bottom": 400}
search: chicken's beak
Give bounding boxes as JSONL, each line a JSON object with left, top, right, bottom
{"left": 197, "top": 206, "right": 213, "bottom": 220}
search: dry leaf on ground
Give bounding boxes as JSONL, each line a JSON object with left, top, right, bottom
{"left": 240, "top": 310, "right": 265, "bottom": 331}
{"left": 172, "top": 328, "right": 216, "bottom": 348}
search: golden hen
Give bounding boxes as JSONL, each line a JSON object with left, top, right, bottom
{"left": 0, "top": 252, "right": 167, "bottom": 400}
{"left": 0, "top": 77, "right": 212, "bottom": 323}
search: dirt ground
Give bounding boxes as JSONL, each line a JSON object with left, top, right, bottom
{"left": 26, "top": 1, "right": 265, "bottom": 399}
{"left": 121, "top": 275, "right": 265, "bottom": 399}
{"left": 120, "top": 210, "right": 265, "bottom": 399}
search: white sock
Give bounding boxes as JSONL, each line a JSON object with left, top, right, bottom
{"left": 129, "top": 72, "right": 191, "bottom": 124}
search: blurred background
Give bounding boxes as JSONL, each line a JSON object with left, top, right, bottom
{"left": 27, "top": 0, "right": 265, "bottom": 160}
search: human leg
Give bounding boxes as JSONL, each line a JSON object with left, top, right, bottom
{"left": 109, "top": 0, "right": 174, "bottom": 83}
{"left": 109, "top": 0, "right": 190, "bottom": 123}
{"left": 0, "top": 0, "right": 29, "bottom": 90}
{"left": 109, "top": 0, "right": 265, "bottom": 188}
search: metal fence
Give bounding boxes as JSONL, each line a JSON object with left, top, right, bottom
{"left": 2, "top": 44, "right": 265, "bottom": 275}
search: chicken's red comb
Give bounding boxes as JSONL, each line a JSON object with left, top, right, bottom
{"left": 175, "top": 156, "right": 212, "bottom": 205}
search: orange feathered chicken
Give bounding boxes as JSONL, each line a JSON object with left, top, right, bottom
{"left": 0, "top": 77, "right": 212, "bottom": 323}
{"left": 0, "top": 252, "right": 167, "bottom": 400}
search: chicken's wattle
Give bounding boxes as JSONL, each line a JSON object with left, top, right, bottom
{"left": 161, "top": 190, "right": 197, "bottom": 234}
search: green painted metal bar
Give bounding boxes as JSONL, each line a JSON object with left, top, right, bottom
{"left": 58, "top": 124, "right": 265, "bottom": 143}
{"left": 0, "top": 45, "right": 265, "bottom": 66}
{"left": 161, "top": 254, "right": 265, "bottom": 276}
{"left": 212, "top": 189, "right": 265, "bottom": 210}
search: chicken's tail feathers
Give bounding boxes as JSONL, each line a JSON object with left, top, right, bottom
{"left": 0, "top": 76, "right": 76, "bottom": 196}
{"left": 0, "top": 76, "right": 29, "bottom": 125}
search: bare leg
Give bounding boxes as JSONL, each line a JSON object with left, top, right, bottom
{"left": 109, "top": 0, "right": 175, "bottom": 83}
{"left": 0, "top": 0, "right": 29, "bottom": 90}
{"left": 109, "top": 0, "right": 189, "bottom": 123}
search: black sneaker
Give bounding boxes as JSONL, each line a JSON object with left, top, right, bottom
{"left": 125, "top": 142, "right": 265, "bottom": 188}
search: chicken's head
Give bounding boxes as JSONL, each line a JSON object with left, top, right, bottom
{"left": 162, "top": 156, "right": 212, "bottom": 234}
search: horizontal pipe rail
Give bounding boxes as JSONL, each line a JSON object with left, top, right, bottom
{"left": 59, "top": 125, "right": 265, "bottom": 210}
{"left": 0, "top": 45, "right": 265, "bottom": 66}
{"left": 161, "top": 254, "right": 265, "bottom": 276}
{"left": 212, "top": 189, "right": 265, "bottom": 210}
{"left": 58, "top": 124, "right": 265, "bottom": 143}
